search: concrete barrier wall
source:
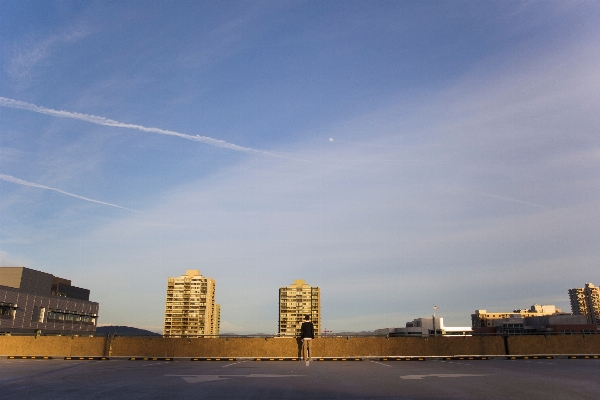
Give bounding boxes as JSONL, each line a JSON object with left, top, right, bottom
{"left": 1, "top": 335, "right": 598, "bottom": 357}
{"left": 507, "top": 334, "right": 600, "bottom": 355}
{"left": 0, "top": 336, "right": 107, "bottom": 357}
{"left": 112, "top": 337, "right": 298, "bottom": 358}
{"left": 311, "top": 336, "right": 506, "bottom": 357}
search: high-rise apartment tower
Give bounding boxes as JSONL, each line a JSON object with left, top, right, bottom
{"left": 278, "top": 279, "right": 320, "bottom": 337}
{"left": 569, "top": 283, "right": 600, "bottom": 327}
{"left": 163, "top": 270, "right": 220, "bottom": 337}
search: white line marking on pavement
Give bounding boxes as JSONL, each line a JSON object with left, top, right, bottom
{"left": 524, "top": 361, "right": 555, "bottom": 365}
{"left": 437, "top": 361, "right": 472, "bottom": 366}
{"left": 166, "top": 374, "right": 304, "bottom": 384}
{"left": 168, "top": 375, "right": 228, "bottom": 383}
{"left": 222, "top": 361, "right": 246, "bottom": 368}
{"left": 400, "top": 374, "right": 490, "bottom": 380}
{"left": 370, "top": 361, "right": 392, "bottom": 368}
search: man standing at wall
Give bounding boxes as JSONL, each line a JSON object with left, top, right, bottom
{"left": 300, "top": 314, "right": 315, "bottom": 362}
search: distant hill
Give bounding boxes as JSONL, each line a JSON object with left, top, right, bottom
{"left": 96, "top": 325, "right": 161, "bottom": 336}
{"left": 93, "top": 327, "right": 391, "bottom": 337}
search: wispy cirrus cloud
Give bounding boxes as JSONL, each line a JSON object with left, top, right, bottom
{"left": 0, "top": 97, "right": 274, "bottom": 155}
{"left": 6, "top": 25, "right": 91, "bottom": 83}
{"left": 0, "top": 173, "right": 137, "bottom": 212}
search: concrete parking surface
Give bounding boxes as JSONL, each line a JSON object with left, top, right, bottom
{"left": 1, "top": 358, "right": 599, "bottom": 399}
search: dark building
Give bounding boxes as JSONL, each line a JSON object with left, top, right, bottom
{"left": 51, "top": 277, "right": 90, "bottom": 301}
{"left": 0, "top": 267, "right": 99, "bottom": 334}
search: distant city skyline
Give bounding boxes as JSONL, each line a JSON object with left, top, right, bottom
{"left": 1, "top": 2, "right": 599, "bottom": 334}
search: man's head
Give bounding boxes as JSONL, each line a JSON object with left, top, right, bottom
{"left": 304, "top": 315, "right": 310, "bottom": 321}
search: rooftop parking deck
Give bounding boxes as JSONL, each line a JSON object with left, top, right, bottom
{"left": 1, "top": 356, "right": 599, "bottom": 399}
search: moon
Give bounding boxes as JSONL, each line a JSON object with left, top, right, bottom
{"left": 329, "top": 138, "right": 333, "bottom": 142}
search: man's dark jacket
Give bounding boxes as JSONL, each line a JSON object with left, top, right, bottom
{"left": 300, "top": 321, "right": 315, "bottom": 339}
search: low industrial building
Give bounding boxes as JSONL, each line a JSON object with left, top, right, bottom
{"left": 525, "top": 314, "right": 597, "bottom": 334}
{"left": 472, "top": 304, "right": 561, "bottom": 333}
{"left": 471, "top": 304, "right": 597, "bottom": 335}
{"left": 0, "top": 267, "right": 99, "bottom": 335}
{"left": 389, "top": 317, "right": 472, "bottom": 337}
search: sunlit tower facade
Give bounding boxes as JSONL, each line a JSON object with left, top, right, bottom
{"left": 569, "top": 283, "right": 600, "bottom": 327}
{"left": 278, "top": 279, "right": 320, "bottom": 337}
{"left": 163, "top": 270, "right": 220, "bottom": 337}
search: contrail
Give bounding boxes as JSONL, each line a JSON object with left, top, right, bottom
{"left": 0, "top": 96, "right": 271, "bottom": 155}
{"left": 466, "top": 188, "right": 548, "bottom": 209}
{"left": 0, "top": 174, "right": 138, "bottom": 212}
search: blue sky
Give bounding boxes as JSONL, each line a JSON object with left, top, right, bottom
{"left": 1, "top": 1, "right": 599, "bottom": 333}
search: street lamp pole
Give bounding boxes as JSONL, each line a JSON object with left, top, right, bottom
{"left": 433, "top": 305, "right": 438, "bottom": 336}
